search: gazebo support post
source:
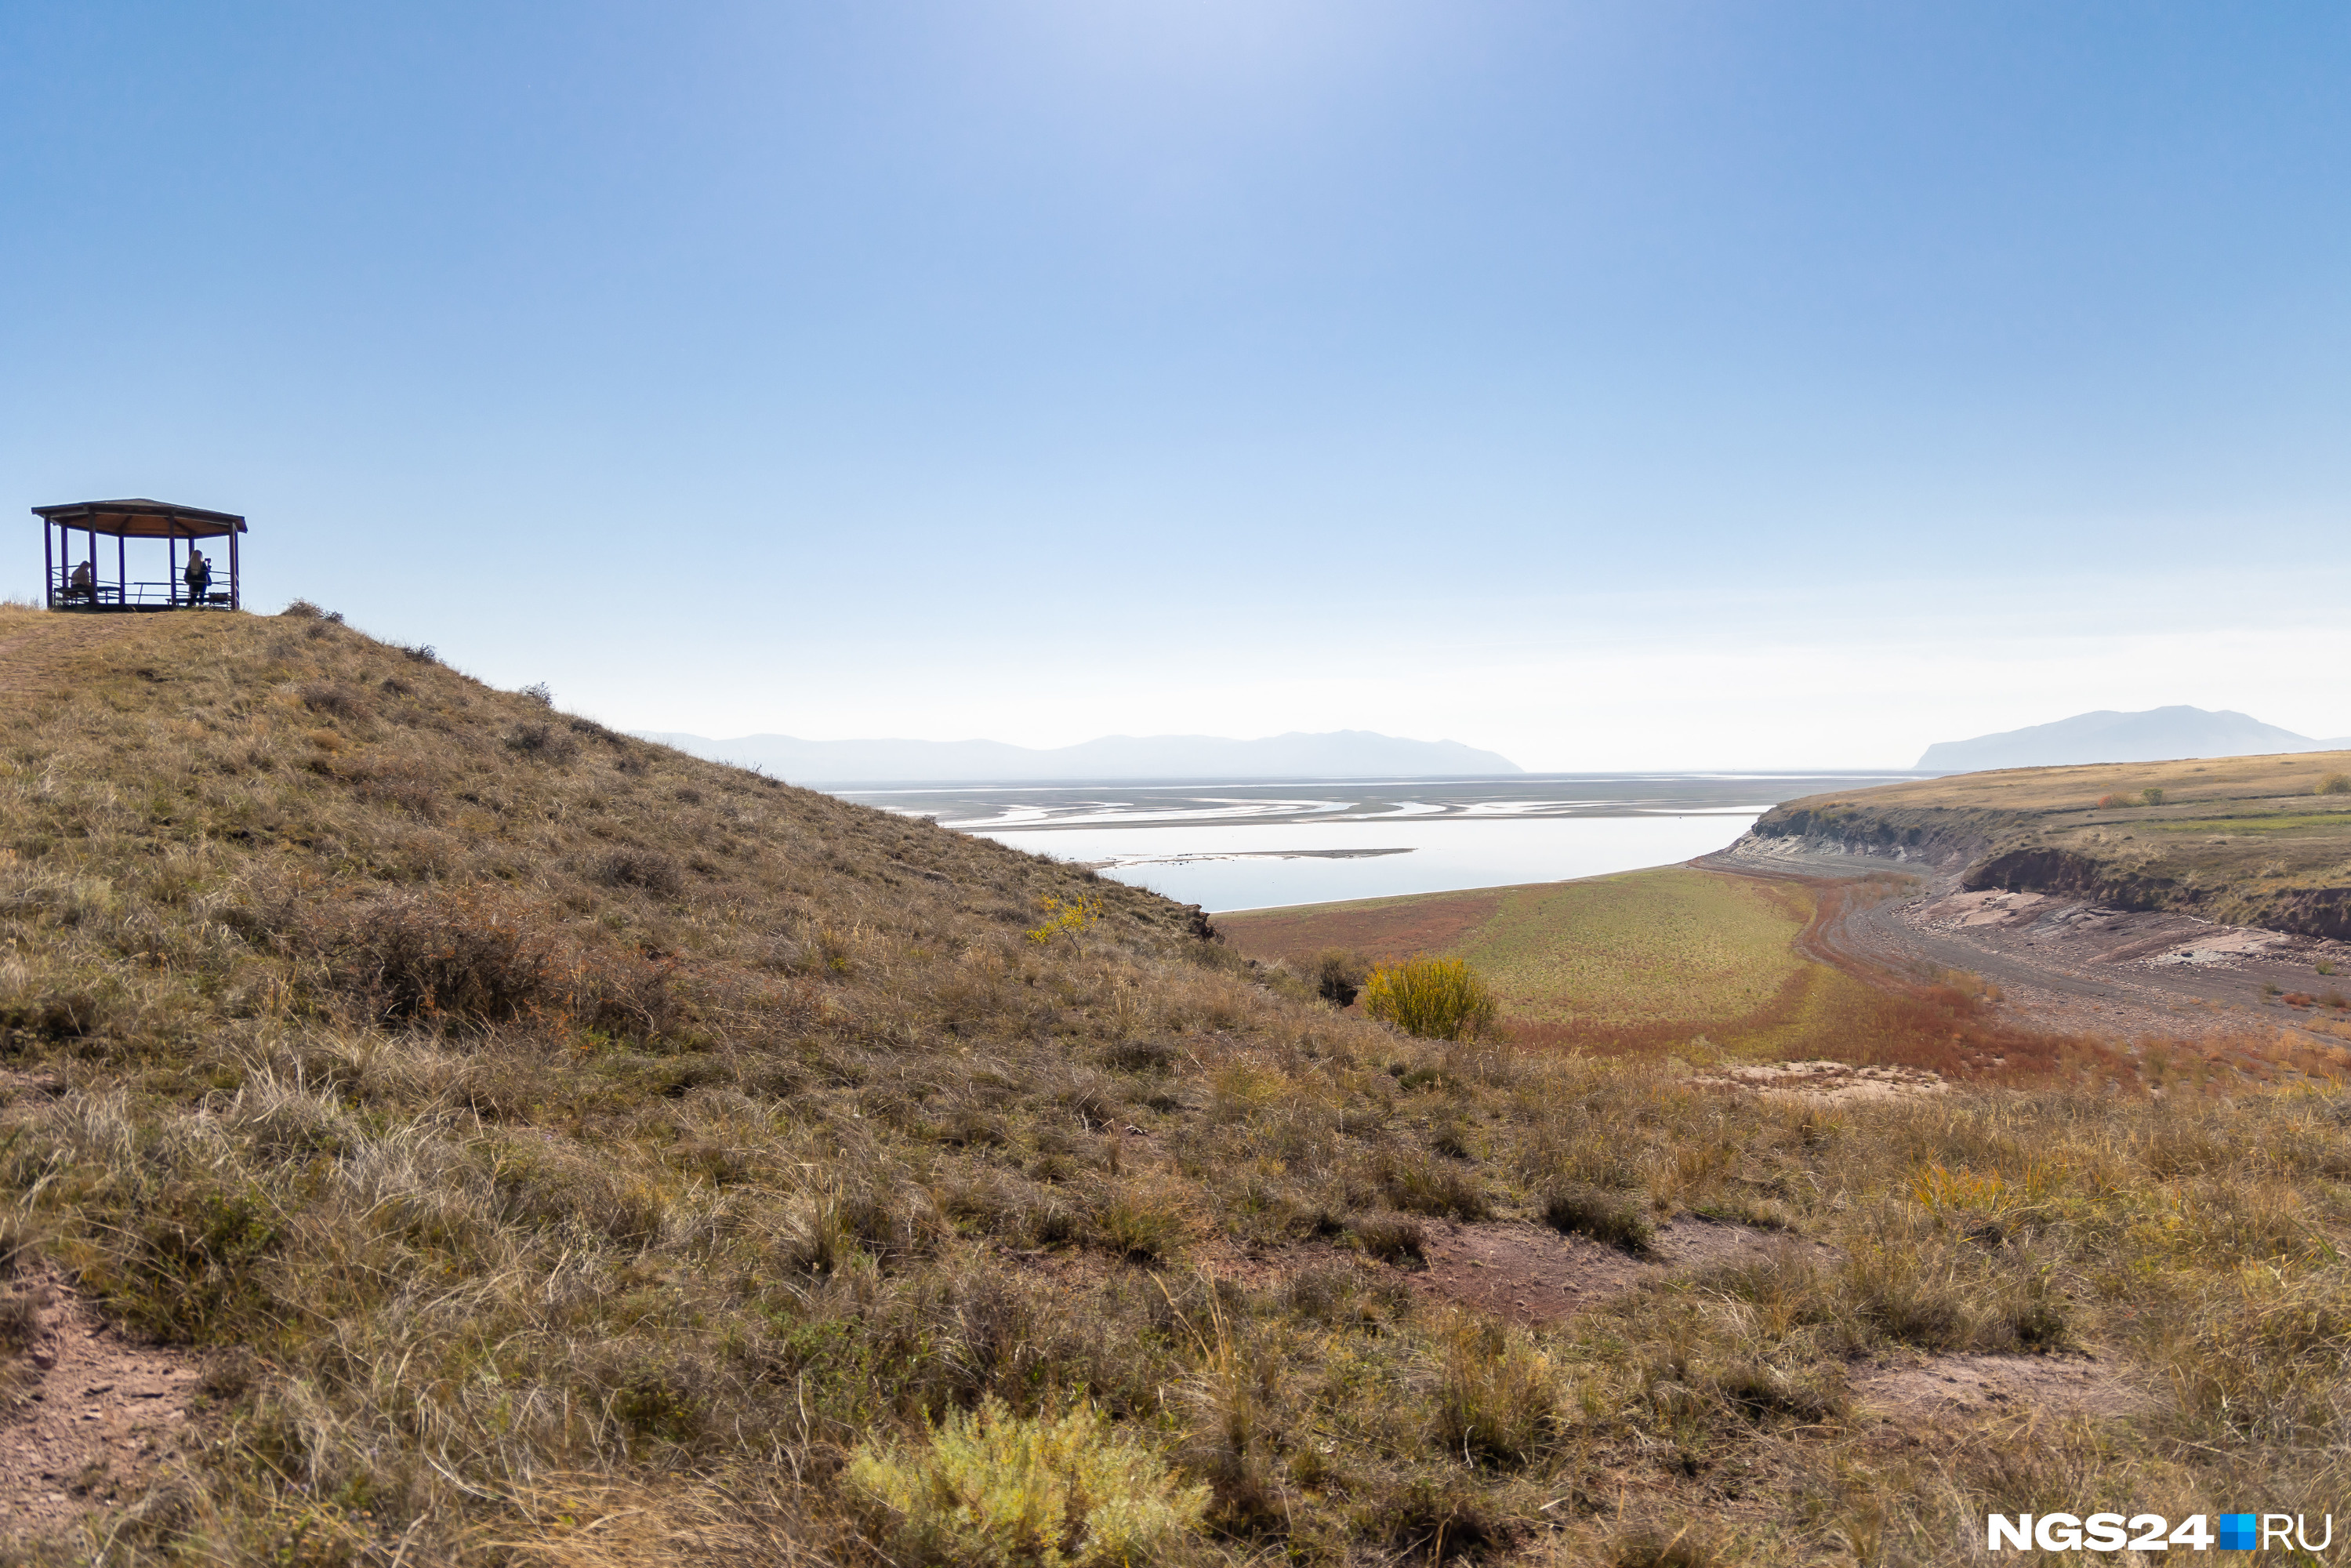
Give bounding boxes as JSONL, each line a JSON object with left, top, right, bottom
{"left": 169, "top": 534, "right": 179, "bottom": 606}
{"left": 117, "top": 535, "right": 125, "bottom": 605}
{"left": 228, "top": 523, "right": 239, "bottom": 609}
{"left": 42, "top": 517, "right": 53, "bottom": 608}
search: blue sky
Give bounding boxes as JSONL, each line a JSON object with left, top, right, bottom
{"left": 5, "top": 2, "right": 2347, "bottom": 767}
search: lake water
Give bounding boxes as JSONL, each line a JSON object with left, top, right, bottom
{"left": 836, "top": 773, "right": 1921, "bottom": 912}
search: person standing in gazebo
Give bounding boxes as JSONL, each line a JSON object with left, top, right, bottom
{"left": 184, "top": 547, "right": 210, "bottom": 606}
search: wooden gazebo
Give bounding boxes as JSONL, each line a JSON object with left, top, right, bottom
{"left": 34, "top": 499, "right": 245, "bottom": 612}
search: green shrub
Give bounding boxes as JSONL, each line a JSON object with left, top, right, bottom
{"left": 845, "top": 1396, "right": 1208, "bottom": 1566}
{"left": 2140, "top": 786, "right": 2166, "bottom": 807}
{"left": 1361, "top": 957, "right": 1499, "bottom": 1042}
{"left": 2317, "top": 772, "right": 2351, "bottom": 797}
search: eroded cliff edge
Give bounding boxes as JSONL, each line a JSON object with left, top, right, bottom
{"left": 1736, "top": 753, "right": 2351, "bottom": 942}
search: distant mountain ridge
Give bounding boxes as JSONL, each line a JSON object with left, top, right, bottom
{"left": 636, "top": 729, "right": 1525, "bottom": 782}
{"left": 1918, "top": 706, "right": 2351, "bottom": 771}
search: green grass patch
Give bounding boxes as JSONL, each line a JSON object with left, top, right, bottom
{"left": 1455, "top": 869, "right": 1811, "bottom": 1028}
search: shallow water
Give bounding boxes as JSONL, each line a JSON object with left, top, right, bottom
{"left": 834, "top": 772, "right": 1925, "bottom": 913}
{"left": 973, "top": 811, "right": 1760, "bottom": 911}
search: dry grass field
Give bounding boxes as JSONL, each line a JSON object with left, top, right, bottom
{"left": 1, "top": 605, "right": 2349, "bottom": 1565}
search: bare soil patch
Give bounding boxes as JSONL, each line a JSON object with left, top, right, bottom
{"left": 1693, "top": 1059, "right": 1948, "bottom": 1104}
{"left": 1852, "top": 1351, "right": 2155, "bottom": 1422}
{"left": 1, "top": 1272, "right": 200, "bottom": 1536}
{"left": 1406, "top": 1218, "right": 1827, "bottom": 1326}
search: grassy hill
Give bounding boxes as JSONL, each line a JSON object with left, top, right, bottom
{"left": 1753, "top": 751, "right": 2351, "bottom": 938}
{"left": 2, "top": 604, "right": 2349, "bottom": 1564}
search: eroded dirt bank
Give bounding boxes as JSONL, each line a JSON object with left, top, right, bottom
{"left": 1704, "top": 838, "right": 2351, "bottom": 1048}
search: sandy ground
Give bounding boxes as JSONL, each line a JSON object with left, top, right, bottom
{"left": 1691, "top": 1060, "right": 1949, "bottom": 1103}
{"left": 1851, "top": 1350, "right": 2153, "bottom": 1421}
{"left": 1406, "top": 1218, "right": 1834, "bottom": 1325}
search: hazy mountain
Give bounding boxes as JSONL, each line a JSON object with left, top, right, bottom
{"left": 1918, "top": 706, "right": 2351, "bottom": 771}
{"left": 634, "top": 729, "right": 1524, "bottom": 783}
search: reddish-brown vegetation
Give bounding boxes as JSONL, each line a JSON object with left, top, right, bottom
{"left": 1214, "top": 890, "right": 1502, "bottom": 966}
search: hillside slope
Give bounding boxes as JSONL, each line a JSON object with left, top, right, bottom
{"left": 3, "top": 606, "right": 2349, "bottom": 1565}
{"left": 1747, "top": 750, "right": 2351, "bottom": 938}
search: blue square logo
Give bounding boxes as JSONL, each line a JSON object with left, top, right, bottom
{"left": 2219, "top": 1514, "right": 2258, "bottom": 1552}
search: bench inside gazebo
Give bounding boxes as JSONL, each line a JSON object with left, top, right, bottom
{"left": 34, "top": 499, "right": 246, "bottom": 612}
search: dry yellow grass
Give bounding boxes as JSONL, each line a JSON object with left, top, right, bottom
{"left": 0, "top": 605, "right": 2346, "bottom": 1565}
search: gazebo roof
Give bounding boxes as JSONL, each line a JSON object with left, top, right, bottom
{"left": 33, "top": 499, "right": 247, "bottom": 539}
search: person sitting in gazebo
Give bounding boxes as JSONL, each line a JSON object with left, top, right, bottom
{"left": 184, "top": 548, "right": 210, "bottom": 605}
{"left": 67, "top": 560, "right": 95, "bottom": 601}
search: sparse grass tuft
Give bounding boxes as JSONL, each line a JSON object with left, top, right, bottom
{"left": 1429, "top": 1310, "right": 1557, "bottom": 1465}
{"left": 1542, "top": 1182, "right": 1654, "bottom": 1253}
{"left": 1350, "top": 1211, "right": 1427, "bottom": 1263}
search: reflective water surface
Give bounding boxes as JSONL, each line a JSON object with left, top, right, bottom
{"left": 836, "top": 773, "right": 1921, "bottom": 912}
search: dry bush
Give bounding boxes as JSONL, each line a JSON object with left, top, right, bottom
{"left": 2318, "top": 772, "right": 2351, "bottom": 797}
{"left": 297, "top": 679, "right": 370, "bottom": 720}
{"left": 349, "top": 762, "right": 440, "bottom": 817}
{"left": 1350, "top": 1211, "right": 1427, "bottom": 1263}
{"left": 596, "top": 847, "right": 684, "bottom": 898}
{"left": 506, "top": 720, "right": 580, "bottom": 762}
{"left": 1314, "top": 947, "right": 1370, "bottom": 1007}
{"left": 307, "top": 887, "right": 568, "bottom": 1026}
{"left": 1542, "top": 1182, "right": 1653, "bottom": 1253}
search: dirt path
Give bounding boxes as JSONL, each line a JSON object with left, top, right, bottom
{"left": 1699, "top": 843, "right": 2351, "bottom": 1050}
{"left": 1, "top": 1272, "right": 200, "bottom": 1536}
{"left": 1406, "top": 1217, "right": 1832, "bottom": 1325}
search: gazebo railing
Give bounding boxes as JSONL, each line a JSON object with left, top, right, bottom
{"left": 48, "top": 572, "right": 232, "bottom": 609}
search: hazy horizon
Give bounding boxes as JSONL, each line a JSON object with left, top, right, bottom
{"left": 7, "top": 3, "right": 2349, "bottom": 765}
